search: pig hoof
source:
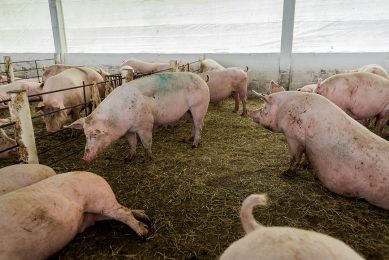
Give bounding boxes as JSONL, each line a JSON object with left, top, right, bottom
{"left": 192, "top": 143, "right": 199, "bottom": 148}
{"left": 232, "top": 110, "right": 238, "bottom": 113}
{"left": 241, "top": 112, "right": 247, "bottom": 117}
{"left": 282, "top": 169, "right": 297, "bottom": 179}
{"left": 136, "top": 222, "right": 149, "bottom": 239}
{"left": 132, "top": 209, "right": 151, "bottom": 225}
{"left": 124, "top": 156, "right": 135, "bottom": 162}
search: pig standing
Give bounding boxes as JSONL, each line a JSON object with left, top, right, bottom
{"left": 0, "top": 171, "right": 149, "bottom": 259}
{"left": 249, "top": 91, "right": 389, "bottom": 210}
{"left": 120, "top": 58, "right": 171, "bottom": 75}
{"left": 0, "top": 164, "right": 56, "bottom": 195}
{"left": 358, "top": 64, "right": 389, "bottom": 79}
{"left": 268, "top": 80, "right": 285, "bottom": 94}
{"left": 199, "top": 68, "right": 248, "bottom": 115}
{"left": 36, "top": 67, "right": 105, "bottom": 132}
{"left": 0, "top": 129, "right": 17, "bottom": 159}
{"left": 42, "top": 64, "right": 109, "bottom": 82}
{"left": 220, "top": 194, "right": 364, "bottom": 260}
{"left": 315, "top": 72, "right": 389, "bottom": 135}
{"left": 67, "top": 72, "right": 210, "bottom": 162}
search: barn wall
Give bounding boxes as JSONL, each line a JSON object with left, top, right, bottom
{"left": 1, "top": 52, "right": 389, "bottom": 94}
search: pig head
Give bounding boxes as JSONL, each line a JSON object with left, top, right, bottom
{"left": 268, "top": 80, "right": 285, "bottom": 94}
{"left": 66, "top": 116, "right": 124, "bottom": 162}
{"left": 36, "top": 101, "right": 68, "bottom": 133}
{"left": 248, "top": 91, "right": 282, "bottom": 132}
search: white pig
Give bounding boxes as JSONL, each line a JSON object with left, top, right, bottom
{"left": 220, "top": 194, "right": 364, "bottom": 260}
{"left": 0, "top": 171, "right": 149, "bottom": 259}
{"left": 0, "top": 164, "right": 56, "bottom": 195}
{"left": 249, "top": 91, "right": 389, "bottom": 210}
{"left": 66, "top": 72, "right": 210, "bottom": 162}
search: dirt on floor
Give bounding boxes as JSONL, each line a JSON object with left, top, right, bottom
{"left": 0, "top": 98, "right": 388, "bottom": 260}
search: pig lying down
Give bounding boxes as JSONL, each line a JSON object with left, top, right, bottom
{"left": 315, "top": 72, "right": 389, "bottom": 135}
{"left": 67, "top": 72, "right": 210, "bottom": 162}
{"left": 0, "top": 164, "right": 56, "bottom": 195}
{"left": 0, "top": 80, "right": 43, "bottom": 109}
{"left": 358, "top": 64, "right": 389, "bottom": 79}
{"left": 220, "top": 194, "right": 364, "bottom": 260}
{"left": 297, "top": 83, "right": 317, "bottom": 93}
{"left": 249, "top": 91, "right": 389, "bottom": 210}
{"left": 0, "top": 171, "right": 149, "bottom": 259}
{"left": 199, "top": 68, "right": 248, "bottom": 115}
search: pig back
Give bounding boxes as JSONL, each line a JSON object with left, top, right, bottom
{"left": 133, "top": 72, "right": 209, "bottom": 124}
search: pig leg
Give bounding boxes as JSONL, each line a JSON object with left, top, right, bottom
{"left": 137, "top": 130, "right": 153, "bottom": 161}
{"left": 189, "top": 106, "right": 207, "bottom": 148}
{"left": 283, "top": 138, "right": 304, "bottom": 178}
{"left": 238, "top": 87, "right": 248, "bottom": 116}
{"left": 375, "top": 112, "right": 389, "bottom": 136}
{"left": 232, "top": 92, "right": 239, "bottom": 113}
{"left": 99, "top": 205, "right": 149, "bottom": 238}
{"left": 125, "top": 132, "right": 137, "bottom": 162}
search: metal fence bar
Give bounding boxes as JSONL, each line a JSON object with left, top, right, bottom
{"left": 13, "top": 67, "right": 44, "bottom": 73}
{"left": 82, "top": 81, "right": 88, "bottom": 116}
{"left": 34, "top": 60, "right": 40, "bottom": 83}
{"left": 31, "top": 103, "right": 85, "bottom": 119}
{"left": 0, "top": 144, "right": 19, "bottom": 154}
{"left": 0, "top": 121, "right": 16, "bottom": 128}
{"left": 11, "top": 58, "right": 54, "bottom": 64}
{"left": 37, "top": 136, "right": 79, "bottom": 155}
{"left": 46, "top": 148, "right": 84, "bottom": 166}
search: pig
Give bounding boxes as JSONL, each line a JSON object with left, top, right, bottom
{"left": 66, "top": 72, "right": 210, "bottom": 162}
{"left": 36, "top": 67, "right": 105, "bottom": 132}
{"left": 0, "top": 164, "right": 56, "bottom": 195}
{"left": 0, "top": 80, "right": 43, "bottom": 109}
{"left": 220, "top": 194, "right": 364, "bottom": 260}
{"left": 199, "top": 68, "right": 248, "bottom": 115}
{"left": 0, "top": 129, "right": 17, "bottom": 159}
{"left": 120, "top": 58, "right": 172, "bottom": 75}
{"left": 0, "top": 171, "right": 149, "bottom": 259}
{"left": 249, "top": 91, "right": 389, "bottom": 210}
{"left": 297, "top": 83, "right": 317, "bottom": 93}
{"left": 0, "top": 75, "right": 8, "bottom": 84}
{"left": 268, "top": 80, "right": 285, "bottom": 94}
{"left": 358, "top": 64, "right": 389, "bottom": 79}
{"left": 315, "top": 72, "right": 389, "bottom": 135}
{"left": 42, "top": 64, "right": 109, "bottom": 82}
{"left": 198, "top": 58, "right": 225, "bottom": 73}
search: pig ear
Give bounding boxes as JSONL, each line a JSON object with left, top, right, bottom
{"left": 252, "top": 90, "right": 272, "bottom": 103}
{"left": 64, "top": 117, "right": 86, "bottom": 130}
{"left": 35, "top": 102, "right": 45, "bottom": 112}
{"left": 269, "top": 80, "right": 280, "bottom": 88}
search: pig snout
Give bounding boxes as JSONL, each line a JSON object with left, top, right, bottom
{"left": 82, "top": 147, "right": 97, "bottom": 162}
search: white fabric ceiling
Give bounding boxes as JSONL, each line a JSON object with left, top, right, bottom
{"left": 0, "top": 0, "right": 388, "bottom": 53}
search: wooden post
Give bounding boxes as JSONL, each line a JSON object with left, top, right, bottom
{"left": 7, "top": 90, "right": 38, "bottom": 164}
{"left": 169, "top": 60, "right": 178, "bottom": 72}
{"left": 184, "top": 63, "right": 190, "bottom": 72}
{"left": 4, "top": 56, "right": 15, "bottom": 83}
{"left": 125, "top": 69, "right": 134, "bottom": 82}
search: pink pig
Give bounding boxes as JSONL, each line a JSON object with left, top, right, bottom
{"left": 0, "top": 171, "right": 149, "bottom": 259}
{"left": 199, "top": 68, "right": 248, "bottom": 115}
{"left": 67, "top": 72, "right": 210, "bottom": 162}
{"left": 315, "top": 72, "right": 389, "bottom": 135}
{"left": 249, "top": 91, "right": 389, "bottom": 210}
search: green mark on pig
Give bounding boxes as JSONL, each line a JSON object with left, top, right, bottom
{"left": 153, "top": 73, "right": 183, "bottom": 95}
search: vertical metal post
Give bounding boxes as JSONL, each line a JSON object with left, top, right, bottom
{"left": 184, "top": 63, "right": 190, "bottom": 72}
{"left": 169, "top": 60, "right": 178, "bottom": 72}
{"left": 48, "top": 0, "right": 67, "bottom": 63}
{"left": 82, "top": 81, "right": 88, "bottom": 116}
{"left": 7, "top": 90, "right": 38, "bottom": 164}
{"left": 4, "top": 56, "right": 15, "bottom": 83}
{"left": 34, "top": 60, "right": 41, "bottom": 83}
{"left": 279, "top": 0, "right": 296, "bottom": 90}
